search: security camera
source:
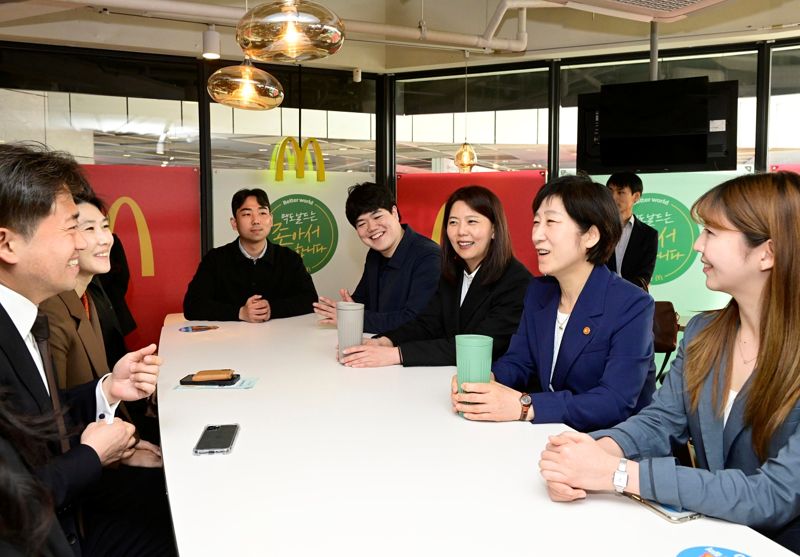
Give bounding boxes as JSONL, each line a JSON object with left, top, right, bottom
{"left": 353, "top": 68, "right": 362, "bottom": 83}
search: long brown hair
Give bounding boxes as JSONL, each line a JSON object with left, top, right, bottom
{"left": 686, "top": 171, "right": 800, "bottom": 461}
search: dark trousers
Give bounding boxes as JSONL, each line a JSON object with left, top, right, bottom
{"left": 80, "top": 465, "right": 177, "bottom": 557}
{"left": 761, "top": 515, "right": 800, "bottom": 555}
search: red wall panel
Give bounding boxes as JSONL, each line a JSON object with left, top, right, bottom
{"left": 83, "top": 165, "right": 201, "bottom": 350}
{"left": 397, "top": 171, "right": 547, "bottom": 275}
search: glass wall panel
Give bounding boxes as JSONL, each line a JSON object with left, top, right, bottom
{"left": 768, "top": 45, "right": 800, "bottom": 172}
{"left": 208, "top": 66, "right": 377, "bottom": 173}
{"left": 0, "top": 45, "right": 202, "bottom": 348}
{"left": 395, "top": 68, "right": 549, "bottom": 173}
{"left": 559, "top": 51, "right": 758, "bottom": 174}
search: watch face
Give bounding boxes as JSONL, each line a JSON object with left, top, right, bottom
{"left": 520, "top": 394, "right": 532, "bottom": 406}
{"left": 613, "top": 470, "right": 628, "bottom": 491}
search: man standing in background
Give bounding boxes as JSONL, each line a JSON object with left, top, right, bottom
{"left": 606, "top": 172, "right": 659, "bottom": 289}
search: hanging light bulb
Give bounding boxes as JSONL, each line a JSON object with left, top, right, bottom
{"left": 207, "top": 58, "right": 284, "bottom": 110}
{"left": 455, "top": 142, "right": 477, "bottom": 173}
{"left": 237, "top": 0, "right": 345, "bottom": 63}
{"left": 454, "top": 51, "right": 477, "bottom": 173}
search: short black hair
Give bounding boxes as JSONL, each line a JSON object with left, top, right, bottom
{"left": 231, "top": 188, "right": 270, "bottom": 216}
{"left": 345, "top": 182, "right": 399, "bottom": 228}
{"left": 607, "top": 172, "right": 643, "bottom": 195}
{"left": 0, "top": 143, "right": 88, "bottom": 239}
{"left": 441, "top": 185, "right": 513, "bottom": 285}
{"left": 533, "top": 175, "right": 621, "bottom": 266}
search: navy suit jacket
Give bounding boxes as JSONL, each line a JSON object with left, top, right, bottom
{"left": 607, "top": 215, "right": 658, "bottom": 289}
{"left": 0, "top": 302, "right": 102, "bottom": 555}
{"left": 351, "top": 224, "right": 440, "bottom": 335}
{"left": 493, "top": 265, "right": 656, "bottom": 431}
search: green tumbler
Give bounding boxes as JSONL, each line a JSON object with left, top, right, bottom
{"left": 455, "top": 334, "right": 493, "bottom": 398}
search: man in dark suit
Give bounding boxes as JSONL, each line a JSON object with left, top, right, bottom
{"left": 0, "top": 143, "right": 169, "bottom": 555}
{"left": 605, "top": 172, "right": 659, "bottom": 289}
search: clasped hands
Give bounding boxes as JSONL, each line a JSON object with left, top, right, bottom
{"left": 240, "top": 294, "right": 271, "bottom": 323}
{"left": 538, "top": 432, "right": 627, "bottom": 501}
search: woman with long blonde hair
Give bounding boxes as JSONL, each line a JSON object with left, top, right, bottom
{"left": 538, "top": 171, "right": 800, "bottom": 552}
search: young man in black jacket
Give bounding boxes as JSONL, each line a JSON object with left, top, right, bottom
{"left": 605, "top": 172, "right": 659, "bottom": 290}
{"left": 184, "top": 188, "right": 317, "bottom": 322}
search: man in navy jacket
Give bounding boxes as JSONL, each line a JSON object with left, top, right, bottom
{"left": 313, "top": 182, "right": 440, "bottom": 334}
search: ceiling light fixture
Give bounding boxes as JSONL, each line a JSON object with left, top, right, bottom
{"left": 207, "top": 57, "right": 284, "bottom": 110}
{"left": 236, "top": 0, "right": 345, "bottom": 63}
{"left": 454, "top": 51, "right": 477, "bottom": 173}
{"left": 202, "top": 24, "right": 221, "bottom": 60}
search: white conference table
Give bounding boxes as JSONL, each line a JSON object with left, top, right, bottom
{"left": 157, "top": 314, "right": 791, "bottom": 556}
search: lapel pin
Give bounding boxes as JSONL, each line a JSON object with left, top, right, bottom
{"left": 582, "top": 326, "right": 591, "bottom": 335}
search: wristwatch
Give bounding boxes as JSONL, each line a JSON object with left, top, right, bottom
{"left": 519, "top": 393, "right": 532, "bottom": 421}
{"left": 613, "top": 458, "right": 628, "bottom": 493}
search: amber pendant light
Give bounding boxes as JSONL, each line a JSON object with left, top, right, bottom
{"left": 207, "top": 58, "right": 285, "bottom": 110}
{"left": 237, "top": 0, "right": 345, "bottom": 63}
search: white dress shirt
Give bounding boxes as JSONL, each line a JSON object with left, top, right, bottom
{"left": 550, "top": 311, "right": 570, "bottom": 391}
{"left": 460, "top": 266, "right": 480, "bottom": 306}
{"left": 239, "top": 239, "right": 267, "bottom": 261}
{"left": 0, "top": 283, "right": 118, "bottom": 423}
{"left": 613, "top": 215, "right": 635, "bottom": 276}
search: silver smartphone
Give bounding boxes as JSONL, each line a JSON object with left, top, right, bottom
{"left": 627, "top": 493, "right": 702, "bottom": 523}
{"left": 193, "top": 424, "right": 240, "bottom": 455}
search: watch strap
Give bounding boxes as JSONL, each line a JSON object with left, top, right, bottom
{"left": 519, "top": 393, "right": 531, "bottom": 421}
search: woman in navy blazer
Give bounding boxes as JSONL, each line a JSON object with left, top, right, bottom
{"left": 452, "top": 175, "right": 655, "bottom": 430}
{"left": 539, "top": 172, "right": 800, "bottom": 553}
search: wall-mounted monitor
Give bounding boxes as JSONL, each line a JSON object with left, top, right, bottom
{"left": 577, "top": 76, "right": 738, "bottom": 174}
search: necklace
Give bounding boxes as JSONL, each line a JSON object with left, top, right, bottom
{"left": 556, "top": 313, "right": 569, "bottom": 331}
{"left": 737, "top": 331, "right": 758, "bottom": 365}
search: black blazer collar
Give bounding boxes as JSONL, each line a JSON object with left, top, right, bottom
{"left": 0, "top": 302, "right": 51, "bottom": 412}
{"left": 458, "top": 266, "right": 489, "bottom": 328}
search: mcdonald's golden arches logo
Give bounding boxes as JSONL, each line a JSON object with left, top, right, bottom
{"left": 430, "top": 203, "right": 447, "bottom": 245}
{"left": 272, "top": 137, "right": 326, "bottom": 182}
{"left": 107, "top": 196, "right": 155, "bottom": 277}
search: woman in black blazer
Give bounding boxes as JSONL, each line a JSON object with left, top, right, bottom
{"left": 340, "top": 185, "right": 531, "bottom": 367}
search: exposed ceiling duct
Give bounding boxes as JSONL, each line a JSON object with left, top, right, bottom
{"left": 34, "top": 0, "right": 731, "bottom": 54}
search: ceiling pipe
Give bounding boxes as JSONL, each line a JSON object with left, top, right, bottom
{"left": 650, "top": 21, "right": 659, "bottom": 80}
{"left": 53, "top": 0, "right": 547, "bottom": 52}
{"left": 51, "top": 0, "right": 675, "bottom": 55}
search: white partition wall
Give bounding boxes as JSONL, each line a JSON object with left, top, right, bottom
{"left": 211, "top": 169, "right": 372, "bottom": 299}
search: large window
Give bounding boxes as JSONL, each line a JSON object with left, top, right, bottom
{"left": 209, "top": 66, "right": 376, "bottom": 173}
{"left": 769, "top": 45, "right": 800, "bottom": 172}
{"left": 395, "top": 67, "right": 549, "bottom": 173}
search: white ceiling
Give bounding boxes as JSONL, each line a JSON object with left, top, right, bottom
{"left": 0, "top": 0, "right": 798, "bottom": 73}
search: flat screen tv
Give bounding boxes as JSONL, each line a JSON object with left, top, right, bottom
{"left": 577, "top": 77, "right": 738, "bottom": 174}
